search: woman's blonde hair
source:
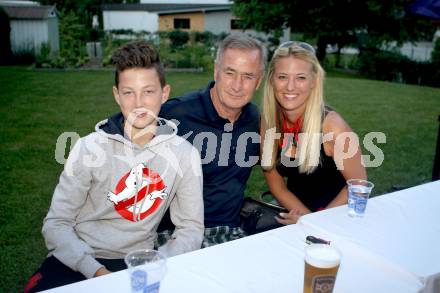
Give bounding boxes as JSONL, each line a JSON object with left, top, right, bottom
{"left": 261, "top": 42, "right": 325, "bottom": 174}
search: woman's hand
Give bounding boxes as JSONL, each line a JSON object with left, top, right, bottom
{"left": 275, "top": 208, "right": 308, "bottom": 225}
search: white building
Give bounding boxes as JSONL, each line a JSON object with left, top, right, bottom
{"left": 102, "top": 5, "right": 159, "bottom": 32}
{"left": 399, "top": 41, "right": 434, "bottom": 62}
{"left": 102, "top": 3, "right": 233, "bottom": 33}
{"left": 0, "top": 1, "right": 59, "bottom": 54}
{"left": 102, "top": 1, "right": 286, "bottom": 42}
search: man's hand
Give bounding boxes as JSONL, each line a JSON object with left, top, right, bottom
{"left": 94, "top": 267, "right": 111, "bottom": 277}
{"left": 275, "top": 208, "right": 307, "bottom": 225}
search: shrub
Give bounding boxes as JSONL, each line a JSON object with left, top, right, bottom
{"left": 357, "top": 48, "right": 410, "bottom": 82}
{"left": 50, "top": 56, "right": 66, "bottom": 69}
{"left": 428, "top": 39, "right": 440, "bottom": 87}
{"left": 157, "top": 31, "right": 169, "bottom": 40}
{"left": 158, "top": 42, "right": 213, "bottom": 70}
{"left": 168, "top": 30, "right": 189, "bottom": 49}
{"left": 35, "top": 43, "right": 52, "bottom": 68}
{"left": 192, "top": 31, "right": 215, "bottom": 46}
{"left": 357, "top": 47, "right": 439, "bottom": 87}
{"left": 431, "top": 38, "right": 440, "bottom": 65}
{"left": 33, "top": 29, "right": 220, "bottom": 70}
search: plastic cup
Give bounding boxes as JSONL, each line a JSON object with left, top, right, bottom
{"left": 303, "top": 244, "right": 341, "bottom": 293}
{"left": 124, "top": 249, "right": 167, "bottom": 293}
{"left": 347, "top": 179, "right": 374, "bottom": 217}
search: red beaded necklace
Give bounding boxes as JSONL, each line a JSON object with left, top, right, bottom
{"left": 279, "top": 114, "right": 304, "bottom": 149}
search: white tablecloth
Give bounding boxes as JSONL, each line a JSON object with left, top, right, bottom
{"left": 43, "top": 181, "right": 440, "bottom": 293}
{"left": 299, "top": 180, "right": 440, "bottom": 292}
{"left": 43, "top": 226, "right": 423, "bottom": 293}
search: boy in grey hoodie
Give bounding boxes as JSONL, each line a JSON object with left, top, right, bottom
{"left": 24, "top": 41, "right": 204, "bottom": 292}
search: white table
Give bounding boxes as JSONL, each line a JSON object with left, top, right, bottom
{"left": 299, "top": 180, "right": 440, "bottom": 293}
{"left": 43, "top": 226, "right": 422, "bottom": 293}
{"left": 43, "top": 181, "right": 439, "bottom": 293}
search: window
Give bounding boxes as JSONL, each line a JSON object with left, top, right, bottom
{"left": 174, "top": 18, "right": 190, "bottom": 29}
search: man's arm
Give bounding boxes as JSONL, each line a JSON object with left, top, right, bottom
{"left": 158, "top": 145, "right": 204, "bottom": 257}
{"left": 42, "top": 137, "right": 105, "bottom": 279}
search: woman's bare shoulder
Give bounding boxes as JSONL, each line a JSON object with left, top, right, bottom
{"left": 323, "top": 110, "right": 353, "bottom": 135}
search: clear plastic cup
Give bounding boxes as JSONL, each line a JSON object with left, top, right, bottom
{"left": 347, "top": 179, "right": 374, "bottom": 217}
{"left": 124, "top": 249, "right": 167, "bottom": 293}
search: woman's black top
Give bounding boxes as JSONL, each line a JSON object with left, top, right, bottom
{"left": 276, "top": 145, "right": 346, "bottom": 212}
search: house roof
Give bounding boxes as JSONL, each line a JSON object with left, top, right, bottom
{"left": 0, "top": 0, "right": 40, "bottom": 5}
{"left": 101, "top": 3, "right": 231, "bottom": 14}
{"left": 0, "top": 4, "right": 58, "bottom": 19}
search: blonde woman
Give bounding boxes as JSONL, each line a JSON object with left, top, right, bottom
{"left": 261, "top": 41, "right": 366, "bottom": 225}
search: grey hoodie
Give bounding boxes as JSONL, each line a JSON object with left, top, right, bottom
{"left": 42, "top": 113, "right": 204, "bottom": 278}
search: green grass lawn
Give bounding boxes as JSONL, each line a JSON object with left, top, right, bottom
{"left": 0, "top": 66, "right": 439, "bottom": 292}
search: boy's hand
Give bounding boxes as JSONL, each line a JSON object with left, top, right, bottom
{"left": 94, "top": 267, "right": 111, "bottom": 277}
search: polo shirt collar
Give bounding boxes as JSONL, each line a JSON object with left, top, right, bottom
{"left": 201, "top": 81, "right": 223, "bottom": 122}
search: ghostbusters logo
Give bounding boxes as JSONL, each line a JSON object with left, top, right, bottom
{"left": 107, "top": 163, "right": 167, "bottom": 222}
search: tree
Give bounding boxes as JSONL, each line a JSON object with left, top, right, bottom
{"left": 232, "top": 0, "right": 435, "bottom": 62}
{"left": 432, "top": 38, "right": 440, "bottom": 64}
{"left": 57, "top": 10, "right": 89, "bottom": 66}
{"left": 0, "top": 8, "right": 12, "bottom": 65}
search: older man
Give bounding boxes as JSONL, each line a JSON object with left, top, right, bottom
{"left": 159, "top": 34, "right": 266, "bottom": 247}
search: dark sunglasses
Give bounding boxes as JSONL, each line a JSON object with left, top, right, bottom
{"left": 277, "top": 41, "right": 316, "bottom": 54}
